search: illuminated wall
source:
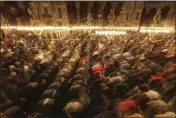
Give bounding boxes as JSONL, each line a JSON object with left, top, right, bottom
{"left": 140, "top": 2, "right": 175, "bottom": 27}
{"left": 26, "top": 1, "right": 69, "bottom": 26}
{"left": 0, "top": 1, "right": 175, "bottom": 28}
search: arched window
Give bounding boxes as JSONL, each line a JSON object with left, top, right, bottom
{"left": 114, "top": 2, "right": 123, "bottom": 17}
{"left": 161, "top": 6, "right": 170, "bottom": 20}
{"left": 80, "top": 2, "right": 88, "bottom": 23}
{"left": 146, "top": 8, "right": 157, "bottom": 25}
{"left": 58, "top": 8, "right": 62, "bottom": 18}
{"left": 103, "top": 2, "right": 112, "bottom": 26}
{"left": 44, "top": 7, "right": 49, "bottom": 15}
{"left": 42, "top": 7, "right": 51, "bottom": 18}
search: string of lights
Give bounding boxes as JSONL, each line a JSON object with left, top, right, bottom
{"left": 1, "top": 26, "right": 174, "bottom": 33}
{"left": 95, "top": 31, "right": 127, "bottom": 35}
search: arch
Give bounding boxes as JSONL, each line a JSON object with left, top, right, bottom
{"left": 80, "top": 2, "right": 88, "bottom": 24}
{"left": 47, "top": 32, "right": 51, "bottom": 39}
{"left": 146, "top": 8, "right": 157, "bottom": 26}
{"left": 140, "top": 8, "right": 146, "bottom": 26}
{"left": 66, "top": 2, "right": 77, "bottom": 25}
{"left": 92, "top": 2, "right": 101, "bottom": 25}
{"left": 161, "top": 6, "right": 170, "bottom": 20}
{"left": 103, "top": 2, "right": 112, "bottom": 26}
{"left": 43, "top": 7, "right": 49, "bottom": 15}
{"left": 114, "top": 2, "right": 123, "bottom": 17}
{"left": 52, "top": 33, "right": 57, "bottom": 39}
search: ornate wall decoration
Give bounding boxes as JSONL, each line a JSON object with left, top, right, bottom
{"left": 28, "top": 2, "right": 39, "bottom": 26}
{"left": 87, "top": 12, "right": 92, "bottom": 25}
{"left": 151, "top": 8, "right": 161, "bottom": 27}
{"left": 1, "top": 15, "right": 10, "bottom": 37}
{"left": 1, "top": 15, "right": 9, "bottom": 26}
{"left": 62, "top": 12, "right": 69, "bottom": 25}
{"left": 108, "top": 9, "right": 116, "bottom": 26}
{"left": 119, "top": 7, "right": 126, "bottom": 22}
{"left": 115, "top": 7, "right": 127, "bottom": 26}
{"left": 52, "top": 13, "right": 58, "bottom": 26}
{"left": 148, "top": 8, "right": 162, "bottom": 41}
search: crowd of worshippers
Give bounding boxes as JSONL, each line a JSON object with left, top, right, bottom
{"left": 0, "top": 30, "right": 176, "bottom": 118}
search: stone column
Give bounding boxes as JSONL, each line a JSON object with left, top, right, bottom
{"left": 75, "top": 2, "right": 80, "bottom": 25}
